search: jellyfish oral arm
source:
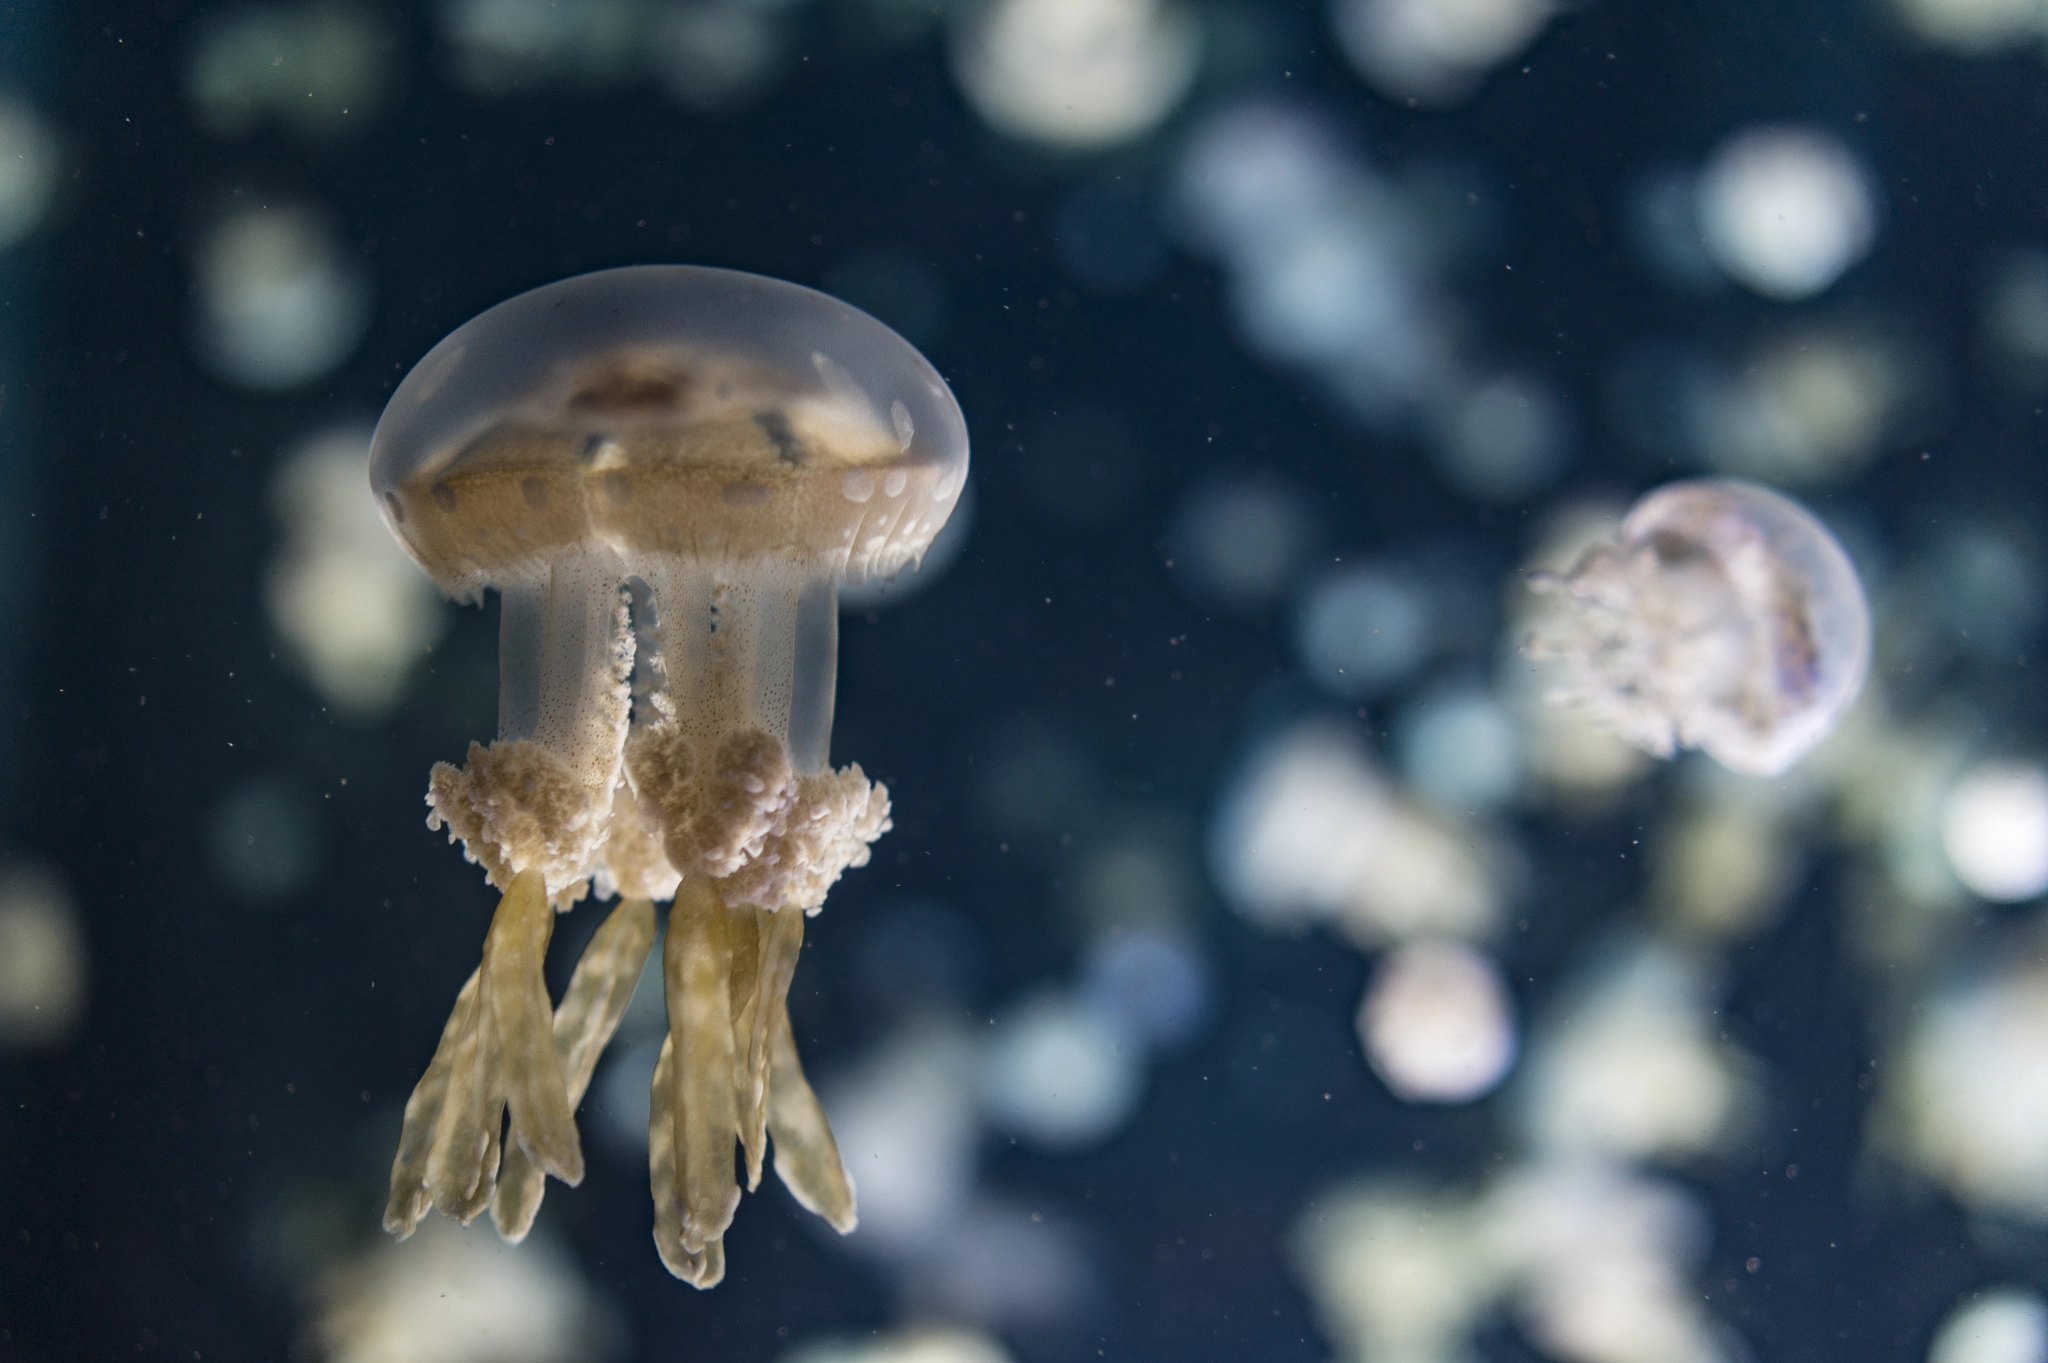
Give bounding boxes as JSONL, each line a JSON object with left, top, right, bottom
{"left": 386, "top": 886, "right": 658, "bottom": 1244}
{"left": 384, "top": 869, "right": 585, "bottom": 1239}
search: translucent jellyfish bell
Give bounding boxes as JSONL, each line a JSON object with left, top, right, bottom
{"left": 1526, "top": 478, "right": 1868, "bottom": 777}
{"left": 370, "top": 265, "right": 969, "bottom": 1286}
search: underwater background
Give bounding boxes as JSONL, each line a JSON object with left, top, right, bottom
{"left": 7, "top": 1, "right": 2048, "bottom": 1360}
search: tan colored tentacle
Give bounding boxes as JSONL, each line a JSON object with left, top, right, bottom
{"left": 485, "top": 869, "right": 582, "bottom": 1187}
{"left": 740, "top": 908, "right": 805, "bottom": 1191}
{"left": 663, "top": 879, "right": 742, "bottom": 1254}
{"left": 766, "top": 993, "right": 856, "bottom": 1234}
{"left": 384, "top": 968, "right": 480, "bottom": 1238}
{"left": 493, "top": 896, "right": 658, "bottom": 1242}
{"left": 649, "top": 1034, "right": 727, "bottom": 1287}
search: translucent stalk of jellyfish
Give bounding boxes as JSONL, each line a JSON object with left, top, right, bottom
{"left": 1524, "top": 478, "right": 1868, "bottom": 777}
{"left": 367, "top": 266, "right": 969, "bottom": 1286}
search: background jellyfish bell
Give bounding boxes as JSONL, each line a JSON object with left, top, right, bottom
{"left": 1530, "top": 477, "right": 1870, "bottom": 778}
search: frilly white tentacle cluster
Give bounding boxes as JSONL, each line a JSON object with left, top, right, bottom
{"left": 422, "top": 721, "right": 889, "bottom": 916}
{"left": 624, "top": 717, "right": 892, "bottom": 915}
{"left": 425, "top": 740, "right": 607, "bottom": 907}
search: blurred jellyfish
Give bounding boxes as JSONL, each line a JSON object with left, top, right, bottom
{"left": 1515, "top": 939, "right": 1755, "bottom": 1164}
{"left": 1167, "top": 471, "right": 1319, "bottom": 612}
{"left": 438, "top": 0, "right": 643, "bottom": 92}
{"left": 949, "top": 0, "right": 1202, "bottom": 150}
{"left": 1697, "top": 126, "right": 1878, "bottom": 301}
{"left": 1359, "top": 939, "right": 1517, "bottom": 1103}
{"left": 1942, "top": 763, "right": 2048, "bottom": 903}
{"left": 1295, "top": 563, "right": 1432, "bottom": 697}
{"left": 1919, "top": 521, "right": 2047, "bottom": 662}
{"left": 1078, "top": 927, "right": 1213, "bottom": 1054}
{"left": 1485, "top": 1161, "right": 1732, "bottom": 1363}
{"left": 1344, "top": 799, "right": 1514, "bottom": 945}
{"left": 1209, "top": 721, "right": 1392, "bottom": 933}
{"left": 1895, "top": 0, "right": 2047, "bottom": 54}
{"left": 1647, "top": 781, "right": 1805, "bottom": 940}
{"left": 648, "top": 2, "right": 787, "bottom": 114}
{"left": 267, "top": 426, "right": 451, "bottom": 717}
{"left": 1173, "top": 99, "right": 1466, "bottom": 423}
{"left": 1295, "top": 1160, "right": 1736, "bottom": 1363}
{"left": 1396, "top": 680, "right": 1523, "bottom": 812}
{"left": 1611, "top": 328, "right": 1933, "bottom": 487}
{"left": 1622, "top": 167, "right": 1723, "bottom": 294}
{"left": 208, "top": 774, "right": 326, "bottom": 902}
{"left": 825, "top": 1022, "right": 981, "bottom": 1255}
{"left": 780, "top": 1327, "right": 1014, "bottom": 1363}
{"left": 979, "top": 992, "right": 1143, "bottom": 1151}
{"left": 1291, "top": 1180, "right": 1499, "bottom": 1363}
{"left": 1985, "top": 250, "right": 2048, "bottom": 384}
{"left": 1172, "top": 102, "right": 1354, "bottom": 262}
{"left": 0, "top": 96, "right": 58, "bottom": 252}
{"left": 1686, "top": 324, "right": 1929, "bottom": 486}
{"left": 1894, "top": 958, "right": 2048, "bottom": 1218}
{"left": 1818, "top": 700, "right": 1983, "bottom": 956}
{"left": 1071, "top": 826, "right": 1197, "bottom": 932}
{"left": 193, "top": 201, "right": 372, "bottom": 390}
{"left": 1509, "top": 498, "right": 1655, "bottom": 806}
{"left": 1068, "top": 823, "right": 1216, "bottom": 1046}
{"left": 185, "top": 2, "right": 389, "bottom": 139}
{"left": 311, "top": 1216, "right": 618, "bottom": 1363}
{"left": 1229, "top": 211, "right": 1421, "bottom": 372}
{"left": 906, "top": 1199, "right": 1097, "bottom": 1332}
{"left": 1211, "top": 719, "right": 1510, "bottom": 943}
{"left": 0, "top": 864, "right": 85, "bottom": 1049}
{"left": 1175, "top": 95, "right": 1457, "bottom": 417}
{"left": 1526, "top": 478, "right": 1870, "bottom": 777}
{"left": 1928, "top": 1288, "right": 2048, "bottom": 1363}
{"left": 1330, "top": 0, "right": 1558, "bottom": 106}
{"left": 1427, "top": 371, "right": 1573, "bottom": 502}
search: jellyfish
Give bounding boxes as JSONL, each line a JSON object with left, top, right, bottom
{"left": 368, "top": 265, "right": 969, "bottom": 1286}
{"left": 1526, "top": 477, "right": 1868, "bottom": 777}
